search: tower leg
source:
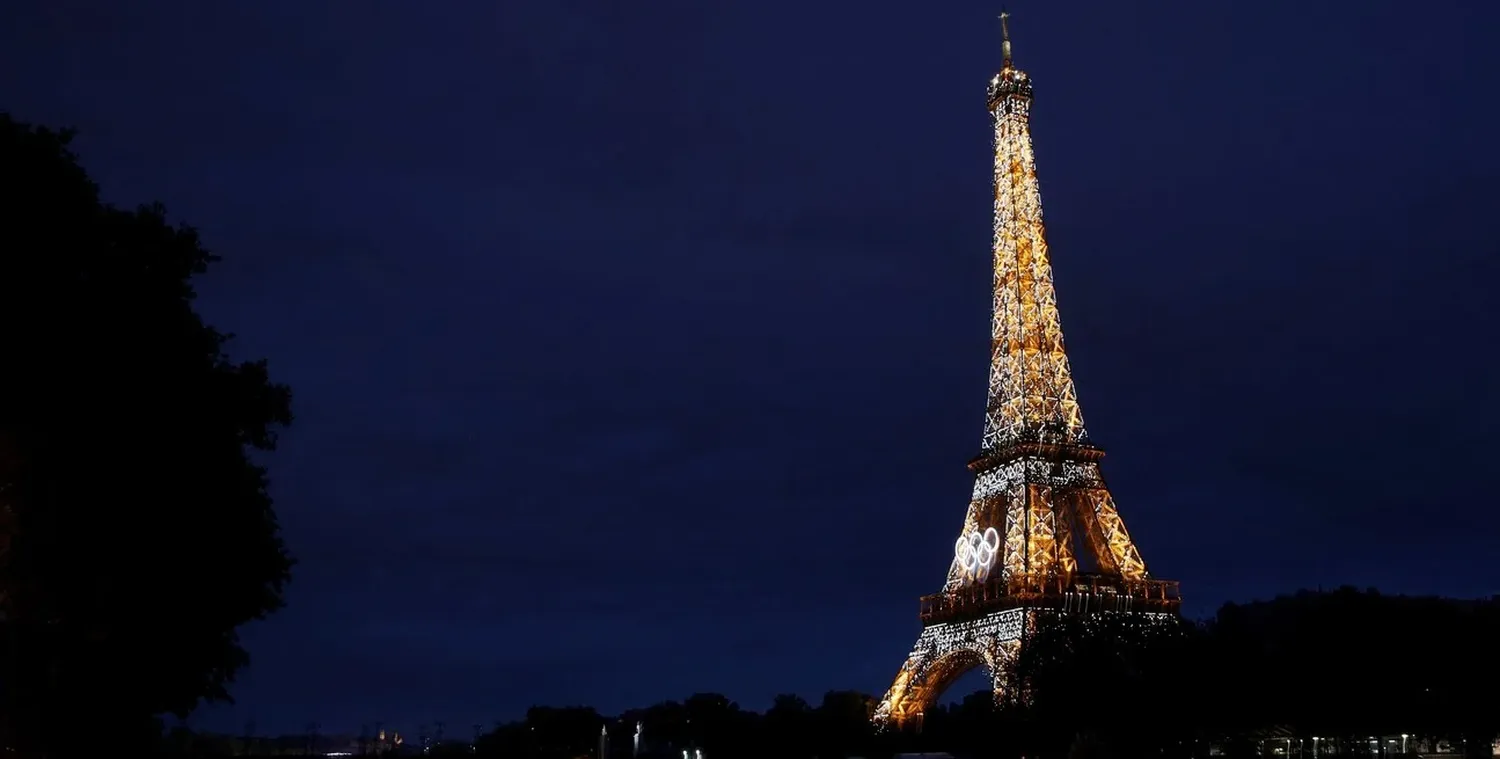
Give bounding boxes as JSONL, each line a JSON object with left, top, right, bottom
{"left": 873, "top": 609, "right": 1025, "bottom": 729}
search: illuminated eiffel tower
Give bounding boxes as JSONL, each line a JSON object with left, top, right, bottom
{"left": 872, "top": 14, "right": 1181, "bottom": 730}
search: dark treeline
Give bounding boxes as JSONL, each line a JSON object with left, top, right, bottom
{"left": 163, "top": 588, "right": 1500, "bottom": 759}
{"left": 955, "top": 587, "right": 1500, "bottom": 759}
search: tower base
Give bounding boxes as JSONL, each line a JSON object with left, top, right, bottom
{"left": 872, "top": 581, "right": 1180, "bottom": 730}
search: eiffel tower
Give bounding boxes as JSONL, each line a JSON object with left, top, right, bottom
{"left": 872, "top": 14, "right": 1181, "bottom": 730}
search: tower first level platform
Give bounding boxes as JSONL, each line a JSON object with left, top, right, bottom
{"left": 930, "top": 444, "right": 1180, "bottom": 626}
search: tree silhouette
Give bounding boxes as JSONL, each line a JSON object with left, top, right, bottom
{"left": 146, "top": 592, "right": 1495, "bottom": 758}
{"left": 985, "top": 590, "right": 1500, "bottom": 758}
{"left": 524, "top": 706, "right": 604, "bottom": 759}
{"left": 1000, "top": 613, "right": 1197, "bottom": 757}
{"left": 0, "top": 114, "right": 294, "bottom": 756}
{"left": 683, "top": 692, "right": 750, "bottom": 758}
{"left": 133, "top": 589, "right": 1488, "bottom": 759}
{"left": 763, "top": 693, "right": 813, "bottom": 758}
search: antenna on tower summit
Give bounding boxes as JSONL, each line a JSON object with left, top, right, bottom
{"left": 999, "top": 10, "right": 1013, "bottom": 69}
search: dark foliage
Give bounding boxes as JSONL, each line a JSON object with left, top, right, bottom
{"left": 473, "top": 691, "right": 882, "bottom": 759}
{"left": 0, "top": 114, "right": 295, "bottom": 756}
{"left": 475, "top": 590, "right": 1500, "bottom": 759}
{"left": 153, "top": 589, "right": 1500, "bottom": 758}
{"left": 983, "top": 588, "right": 1500, "bottom": 759}
{"left": 161, "top": 589, "right": 1497, "bottom": 758}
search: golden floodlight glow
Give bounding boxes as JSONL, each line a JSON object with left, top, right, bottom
{"left": 872, "top": 16, "right": 1179, "bottom": 730}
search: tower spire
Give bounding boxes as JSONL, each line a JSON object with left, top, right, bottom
{"left": 1000, "top": 10, "right": 1013, "bottom": 69}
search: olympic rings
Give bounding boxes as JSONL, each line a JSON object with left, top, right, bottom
{"left": 953, "top": 526, "right": 1001, "bottom": 581}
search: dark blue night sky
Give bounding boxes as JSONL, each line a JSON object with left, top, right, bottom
{"left": 4, "top": 0, "right": 1498, "bottom": 738}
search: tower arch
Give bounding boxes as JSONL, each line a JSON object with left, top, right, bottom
{"left": 874, "top": 614, "right": 1022, "bottom": 728}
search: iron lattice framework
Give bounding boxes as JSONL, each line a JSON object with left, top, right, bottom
{"left": 872, "top": 15, "right": 1181, "bottom": 730}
